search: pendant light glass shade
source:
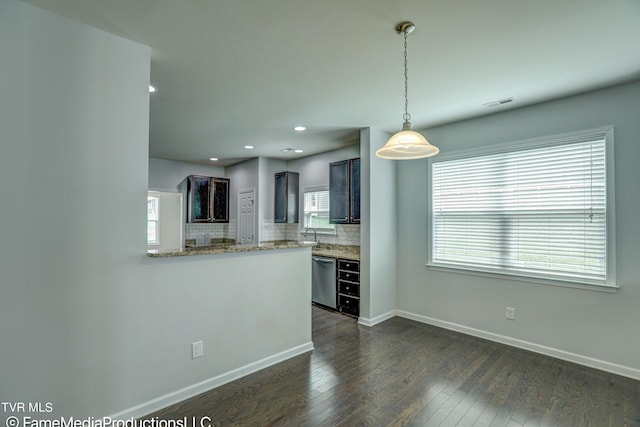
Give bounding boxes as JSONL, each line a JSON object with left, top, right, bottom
{"left": 376, "top": 122, "right": 439, "bottom": 159}
{"left": 377, "top": 21, "right": 439, "bottom": 160}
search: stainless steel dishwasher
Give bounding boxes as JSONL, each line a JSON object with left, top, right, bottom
{"left": 312, "top": 256, "right": 336, "bottom": 309}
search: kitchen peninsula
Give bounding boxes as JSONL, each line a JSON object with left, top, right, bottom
{"left": 143, "top": 238, "right": 314, "bottom": 410}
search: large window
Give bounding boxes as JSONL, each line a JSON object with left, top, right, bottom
{"left": 303, "top": 186, "right": 335, "bottom": 233}
{"left": 429, "top": 127, "right": 615, "bottom": 288}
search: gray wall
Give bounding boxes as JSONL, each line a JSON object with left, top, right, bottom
{"left": 0, "top": 0, "right": 149, "bottom": 416}
{"left": 359, "top": 129, "right": 398, "bottom": 324}
{"left": 148, "top": 157, "right": 225, "bottom": 192}
{"left": 396, "top": 80, "right": 640, "bottom": 376}
{"left": 287, "top": 145, "right": 360, "bottom": 191}
{"left": 0, "top": 0, "right": 312, "bottom": 420}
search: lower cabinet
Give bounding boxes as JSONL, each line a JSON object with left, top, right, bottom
{"left": 336, "top": 259, "right": 359, "bottom": 317}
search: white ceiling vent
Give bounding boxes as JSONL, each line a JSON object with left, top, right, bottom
{"left": 483, "top": 97, "right": 515, "bottom": 108}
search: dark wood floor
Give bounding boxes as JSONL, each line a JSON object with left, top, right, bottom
{"left": 148, "top": 306, "right": 640, "bottom": 426}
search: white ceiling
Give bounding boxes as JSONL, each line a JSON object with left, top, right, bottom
{"left": 22, "top": 0, "right": 640, "bottom": 166}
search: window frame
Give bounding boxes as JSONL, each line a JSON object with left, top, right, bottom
{"left": 147, "top": 191, "right": 160, "bottom": 246}
{"left": 427, "top": 126, "right": 617, "bottom": 292}
{"left": 301, "top": 185, "right": 336, "bottom": 235}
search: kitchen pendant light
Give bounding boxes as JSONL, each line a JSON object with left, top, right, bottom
{"left": 376, "top": 21, "right": 439, "bottom": 160}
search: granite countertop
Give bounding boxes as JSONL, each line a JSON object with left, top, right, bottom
{"left": 312, "top": 243, "right": 360, "bottom": 261}
{"left": 147, "top": 239, "right": 360, "bottom": 260}
{"left": 147, "top": 239, "right": 316, "bottom": 258}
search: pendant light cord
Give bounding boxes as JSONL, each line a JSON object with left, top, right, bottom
{"left": 403, "top": 29, "right": 411, "bottom": 124}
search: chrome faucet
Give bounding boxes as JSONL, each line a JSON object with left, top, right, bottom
{"left": 304, "top": 227, "right": 318, "bottom": 242}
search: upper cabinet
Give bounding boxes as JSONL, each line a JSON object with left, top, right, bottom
{"left": 275, "top": 171, "right": 299, "bottom": 223}
{"left": 186, "top": 175, "right": 229, "bottom": 223}
{"left": 211, "top": 178, "right": 229, "bottom": 222}
{"left": 329, "top": 158, "right": 360, "bottom": 224}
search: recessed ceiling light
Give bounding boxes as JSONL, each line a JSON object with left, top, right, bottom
{"left": 209, "top": 157, "right": 219, "bottom": 161}
{"left": 244, "top": 145, "right": 255, "bottom": 150}
{"left": 294, "top": 149, "right": 304, "bottom": 153}
{"left": 293, "top": 126, "right": 306, "bottom": 132}
{"left": 281, "top": 148, "right": 293, "bottom": 153}
{"left": 149, "top": 85, "right": 156, "bottom": 93}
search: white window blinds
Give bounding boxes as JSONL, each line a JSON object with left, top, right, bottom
{"left": 431, "top": 133, "right": 611, "bottom": 286}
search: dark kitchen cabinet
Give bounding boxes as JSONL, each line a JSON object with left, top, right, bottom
{"left": 336, "top": 259, "right": 359, "bottom": 317}
{"left": 189, "top": 175, "right": 212, "bottom": 222}
{"left": 329, "top": 158, "right": 360, "bottom": 224}
{"left": 274, "top": 171, "right": 299, "bottom": 223}
{"left": 350, "top": 158, "right": 360, "bottom": 222}
{"left": 187, "top": 175, "right": 229, "bottom": 223}
{"left": 211, "top": 178, "right": 229, "bottom": 222}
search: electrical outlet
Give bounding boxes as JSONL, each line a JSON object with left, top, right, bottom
{"left": 192, "top": 340, "right": 204, "bottom": 359}
{"left": 505, "top": 307, "right": 516, "bottom": 320}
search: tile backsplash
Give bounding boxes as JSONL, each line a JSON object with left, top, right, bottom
{"left": 262, "top": 220, "right": 360, "bottom": 246}
{"left": 319, "top": 224, "right": 360, "bottom": 246}
{"left": 261, "top": 220, "right": 298, "bottom": 242}
{"left": 185, "top": 220, "right": 236, "bottom": 245}
{"left": 186, "top": 220, "right": 360, "bottom": 246}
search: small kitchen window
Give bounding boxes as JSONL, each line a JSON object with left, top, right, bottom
{"left": 303, "top": 186, "right": 335, "bottom": 234}
{"left": 147, "top": 192, "right": 160, "bottom": 245}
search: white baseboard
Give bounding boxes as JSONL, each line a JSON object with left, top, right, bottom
{"left": 109, "top": 341, "right": 314, "bottom": 420}
{"left": 396, "top": 310, "right": 640, "bottom": 381}
{"left": 358, "top": 310, "right": 398, "bottom": 327}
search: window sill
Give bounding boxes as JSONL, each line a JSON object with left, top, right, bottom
{"left": 425, "top": 263, "right": 619, "bottom": 293}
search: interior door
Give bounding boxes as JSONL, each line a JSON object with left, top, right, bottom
{"left": 238, "top": 188, "right": 255, "bottom": 245}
